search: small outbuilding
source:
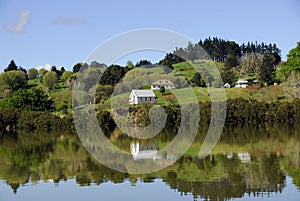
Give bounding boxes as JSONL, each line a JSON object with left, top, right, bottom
{"left": 129, "top": 90, "right": 157, "bottom": 105}
{"left": 235, "top": 79, "right": 248, "bottom": 88}
{"left": 151, "top": 79, "right": 175, "bottom": 90}
{"left": 223, "top": 83, "right": 231, "bottom": 88}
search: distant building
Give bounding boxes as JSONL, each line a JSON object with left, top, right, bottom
{"left": 238, "top": 152, "right": 251, "bottom": 163}
{"left": 151, "top": 79, "right": 175, "bottom": 90}
{"left": 223, "top": 83, "right": 231, "bottom": 88}
{"left": 235, "top": 79, "right": 248, "bottom": 88}
{"left": 129, "top": 90, "right": 157, "bottom": 105}
{"left": 130, "top": 142, "right": 159, "bottom": 160}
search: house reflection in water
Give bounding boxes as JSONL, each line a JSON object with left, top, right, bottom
{"left": 225, "top": 152, "right": 251, "bottom": 163}
{"left": 238, "top": 152, "right": 251, "bottom": 163}
{"left": 130, "top": 141, "right": 161, "bottom": 160}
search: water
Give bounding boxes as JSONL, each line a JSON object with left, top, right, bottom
{"left": 0, "top": 127, "right": 299, "bottom": 201}
{"left": 1, "top": 176, "right": 298, "bottom": 201}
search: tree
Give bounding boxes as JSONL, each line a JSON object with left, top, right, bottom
{"left": 4, "top": 60, "right": 18, "bottom": 72}
{"left": 159, "top": 86, "right": 165, "bottom": 94}
{"left": 158, "top": 53, "right": 185, "bottom": 68}
{"left": 202, "top": 71, "right": 214, "bottom": 86}
{"left": 283, "top": 41, "right": 300, "bottom": 73}
{"left": 61, "top": 71, "right": 73, "bottom": 82}
{"left": 18, "top": 66, "right": 27, "bottom": 75}
{"left": 239, "top": 53, "right": 275, "bottom": 85}
{"left": 73, "top": 63, "right": 82, "bottom": 73}
{"left": 56, "top": 99, "right": 69, "bottom": 114}
{"left": 28, "top": 68, "right": 39, "bottom": 79}
{"left": 221, "top": 54, "right": 238, "bottom": 85}
{"left": 186, "top": 42, "right": 198, "bottom": 62}
{"left": 221, "top": 68, "right": 236, "bottom": 85}
{"left": 64, "top": 73, "right": 77, "bottom": 89}
{"left": 39, "top": 68, "right": 48, "bottom": 77}
{"left": 90, "top": 61, "right": 106, "bottom": 68}
{"left": 239, "top": 53, "right": 263, "bottom": 74}
{"left": 0, "top": 70, "right": 27, "bottom": 92}
{"left": 7, "top": 88, "right": 53, "bottom": 111}
{"left": 126, "top": 60, "right": 134, "bottom": 69}
{"left": 51, "top": 65, "right": 63, "bottom": 76}
{"left": 224, "top": 54, "right": 239, "bottom": 70}
{"left": 61, "top": 67, "right": 66, "bottom": 73}
{"left": 43, "top": 71, "right": 58, "bottom": 89}
{"left": 99, "top": 65, "right": 126, "bottom": 85}
{"left": 192, "top": 72, "right": 206, "bottom": 87}
{"left": 285, "top": 71, "right": 300, "bottom": 100}
{"left": 258, "top": 54, "right": 276, "bottom": 85}
{"left": 135, "top": 60, "right": 152, "bottom": 67}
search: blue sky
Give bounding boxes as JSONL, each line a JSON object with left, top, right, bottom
{"left": 0, "top": 0, "right": 299, "bottom": 71}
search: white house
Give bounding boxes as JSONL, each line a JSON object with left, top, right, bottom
{"left": 223, "top": 83, "right": 231, "bottom": 88}
{"left": 130, "top": 142, "right": 159, "bottom": 160}
{"left": 151, "top": 79, "right": 175, "bottom": 90}
{"left": 235, "top": 79, "right": 248, "bottom": 88}
{"left": 237, "top": 152, "right": 251, "bottom": 163}
{"left": 129, "top": 90, "right": 157, "bottom": 105}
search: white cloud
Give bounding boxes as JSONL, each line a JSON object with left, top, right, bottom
{"left": 53, "top": 17, "right": 85, "bottom": 26}
{"left": 35, "top": 64, "right": 52, "bottom": 71}
{"left": 4, "top": 10, "right": 30, "bottom": 33}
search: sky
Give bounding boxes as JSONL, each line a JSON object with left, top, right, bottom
{"left": 0, "top": 0, "right": 299, "bottom": 71}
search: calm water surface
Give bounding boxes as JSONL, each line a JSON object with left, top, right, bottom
{"left": 0, "top": 127, "right": 299, "bottom": 201}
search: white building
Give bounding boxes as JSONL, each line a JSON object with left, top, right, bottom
{"left": 151, "top": 79, "right": 175, "bottom": 90}
{"left": 223, "top": 83, "right": 231, "bottom": 88}
{"left": 130, "top": 142, "right": 159, "bottom": 160}
{"left": 235, "top": 79, "right": 248, "bottom": 88}
{"left": 238, "top": 152, "right": 251, "bottom": 163}
{"left": 129, "top": 90, "right": 157, "bottom": 105}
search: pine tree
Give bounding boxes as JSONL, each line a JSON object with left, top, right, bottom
{"left": 4, "top": 60, "right": 18, "bottom": 72}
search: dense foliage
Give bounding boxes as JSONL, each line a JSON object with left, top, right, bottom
{"left": 6, "top": 88, "right": 53, "bottom": 111}
{"left": 173, "top": 37, "right": 281, "bottom": 63}
{"left": 282, "top": 41, "right": 300, "bottom": 74}
{"left": 0, "top": 70, "right": 27, "bottom": 93}
{"left": 0, "top": 109, "right": 74, "bottom": 133}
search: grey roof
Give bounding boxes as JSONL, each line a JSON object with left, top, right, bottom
{"left": 152, "top": 79, "right": 174, "bottom": 85}
{"left": 236, "top": 79, "right": 248, "bottom": 84}
{"left": 132, "top": 90, "right": 156, "bottom": 97}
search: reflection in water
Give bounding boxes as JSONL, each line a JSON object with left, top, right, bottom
{"left": 130, "top": 141, "right": 159, "bottom": 160}
{"left": 0, "top": 127, "right": 299, "bottom": 201}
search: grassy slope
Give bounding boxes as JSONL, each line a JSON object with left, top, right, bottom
{"left": 5, "top": 60, "right": 292, "bottom": 112}
{"left": 103, "top": 60, "right": 292, "bottom": 105}
{"left": 172, "top": 60, "right": 223, "bottom": 82}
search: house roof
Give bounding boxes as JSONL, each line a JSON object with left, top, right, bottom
{"left": 236, "top": 79, "right": 248, "bottom": 84}
{"left": 131, "top": 90, "right": 156, "bottom": 97}
{"left": 152, "top": 79, "right": 174, "bottom": 85}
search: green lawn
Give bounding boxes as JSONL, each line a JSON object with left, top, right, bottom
{"left": 27, "top": 77, "right": 41, "bottom": 87}
{"left": 138, "top": 67, "right": 164, "bottom": 74}
{"left": 172, "top": 60, "right": 223, "bottom": 83}
{"left": 105, "top": 84, "right": 291, "bottom": 108}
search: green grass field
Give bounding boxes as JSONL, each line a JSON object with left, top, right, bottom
{"left": 172, "top": 60, "right": 223, "bottom": 82}
{"left": 154, "top": 85, "right": 290, "bottom": 104}
{"left": 27, "top": 77, "right": 41, "bottom": 87}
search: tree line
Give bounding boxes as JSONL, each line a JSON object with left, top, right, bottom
{"left": 173, "top": 37, "right": 281, "bottom": 63}
{"left": 1, "top": 39, "right": 299, "bottom": 114}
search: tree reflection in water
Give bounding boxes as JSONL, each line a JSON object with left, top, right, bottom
{"left": 0, "top": 126, "right": 299, "bottom": 201}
